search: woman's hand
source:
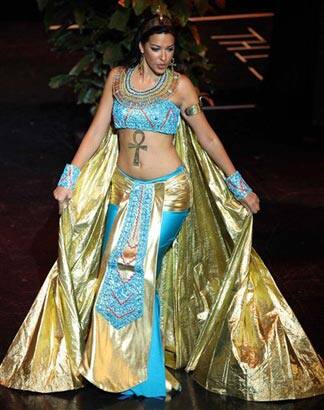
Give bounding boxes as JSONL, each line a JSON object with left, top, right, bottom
{"left": 240, "top": 192, "right": 260, "bottom": 214}
{"left": 53, "top": 186, "right": 73, "bottom": 214}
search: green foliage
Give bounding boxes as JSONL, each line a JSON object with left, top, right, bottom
{"left": 36, "top": 0, "right": 216, "bottom": 112}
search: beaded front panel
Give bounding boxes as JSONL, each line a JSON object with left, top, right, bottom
{"left": 95, "top": 182, "right": 154, "bottom": 329}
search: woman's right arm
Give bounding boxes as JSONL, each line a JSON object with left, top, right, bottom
{"left": 70, "top": 66, "right": 118, "bottom": 169}
{"left": 53, "top": 66, "right": 119, "bottom": 205}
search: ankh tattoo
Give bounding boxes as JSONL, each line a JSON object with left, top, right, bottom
{"left": 128, "top": 130, "right": 147, "bottom": 166}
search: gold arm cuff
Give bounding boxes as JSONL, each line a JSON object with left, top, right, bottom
{"left": 184, "top": 102, "right": 202, "bottom": 116}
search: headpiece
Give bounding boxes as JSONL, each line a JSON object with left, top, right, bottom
{"left": 141, "top": 5, "right": 172, "bottom": 35}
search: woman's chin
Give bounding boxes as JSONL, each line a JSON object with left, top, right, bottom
{"left": 147, "top": 63, "right": 168, "bottom": 76}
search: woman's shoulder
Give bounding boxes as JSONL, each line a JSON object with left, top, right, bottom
{"left": 174, "top": 72, "right": 197, "bottom": 98}
{"left": 109, "top": 65, "right": 127, "bottom": 77}
{"left": 176, "top": 72, "right": 194, "bottom": 88}
{"left": 108, "top": 66, "right": 127, "bottom": 94}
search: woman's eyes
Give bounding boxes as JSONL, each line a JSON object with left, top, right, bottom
{"left": 151, "top": 47, "right": 174, "bottom": 52}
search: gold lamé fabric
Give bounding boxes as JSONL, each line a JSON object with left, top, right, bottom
{"left": 0, "top": 129, "right": 118, "bottom": 393}
{"left": 0, "top": 119, "right": 324, "bottom": 401}
{"left": 79, "top": 165, "right": 192, "bottom": 391}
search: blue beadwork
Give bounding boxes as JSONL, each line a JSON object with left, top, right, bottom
{"left": 57, "top": 163, "right": 80, "bottom": 191}
{"left": 95, "top": 181, "right": 154, "bottom": 329}
{"left": 112, "top": 98, "right": 180, "bottom": 135}
{"left": 112, "top": 66, "right": 180, "bottom": 135}
{"left": 225, "top": 170, "right": 252, "bottom": 200}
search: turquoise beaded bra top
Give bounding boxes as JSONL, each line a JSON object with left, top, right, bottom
{"left": 112, "top": 66, "right": 181, "bottom": 135}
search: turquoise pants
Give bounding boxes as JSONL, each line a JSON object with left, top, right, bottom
{"left": 101, "top": 166, "right": 190, "bottom": 399}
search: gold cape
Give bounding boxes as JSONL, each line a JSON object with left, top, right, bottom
{"left": 0, "top": 118, "right": 324, "bottom": 401}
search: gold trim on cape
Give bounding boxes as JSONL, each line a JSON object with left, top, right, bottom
{"left": 0, "top": 119, "right": 324, "bottom": 401}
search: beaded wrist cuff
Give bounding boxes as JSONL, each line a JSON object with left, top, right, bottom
{"left": 57, "top": 164, "right": 80, "bottom": 191}
{"left": 225, "top": 170, "right": 252, "bottom": 200}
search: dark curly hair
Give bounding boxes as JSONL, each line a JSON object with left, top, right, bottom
{"left": 121, "top": 15, "right": 177, "bottom": 68}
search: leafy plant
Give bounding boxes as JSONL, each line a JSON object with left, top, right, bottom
{"left": 37, "top": 0, "right": 216, "bottom": 113}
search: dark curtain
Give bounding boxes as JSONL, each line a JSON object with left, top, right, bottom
{"left": 258, "top": 0, "right": 323, "bottom": 140}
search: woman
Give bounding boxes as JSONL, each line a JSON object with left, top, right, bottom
{"left": 0, "top": 13, "right": 324, "bottom": 402}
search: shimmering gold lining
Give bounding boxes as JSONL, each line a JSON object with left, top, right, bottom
{"left": 0, "top": 120, "right": 324, "bottom": 401}
{"left": 0, "top": 131, "right": 119, "bottom": 392}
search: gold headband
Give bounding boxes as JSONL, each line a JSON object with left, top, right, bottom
{"left": 141, "top": 6, "right": 172, "bottom": 35}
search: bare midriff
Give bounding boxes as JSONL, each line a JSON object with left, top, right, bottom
{"left": 116, "top": 128, "right": 183, "bottom": 180}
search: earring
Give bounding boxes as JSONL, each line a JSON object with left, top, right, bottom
{"left": 138, "top": 53, "right": 145, "bottom": 77}
{"left": 169, "top": 57, "right": 176, "bottom": 73}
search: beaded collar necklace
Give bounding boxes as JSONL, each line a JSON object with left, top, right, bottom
{"left": 113, "top": 65, "right": 179, "bottom": 107}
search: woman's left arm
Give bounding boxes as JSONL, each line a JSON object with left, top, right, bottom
{"left": 178, "top": 75, "right": 260, "bottom": 214}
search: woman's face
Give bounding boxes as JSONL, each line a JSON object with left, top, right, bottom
{"left": 139, "top": 33, "right": 175, "bottom": 75}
